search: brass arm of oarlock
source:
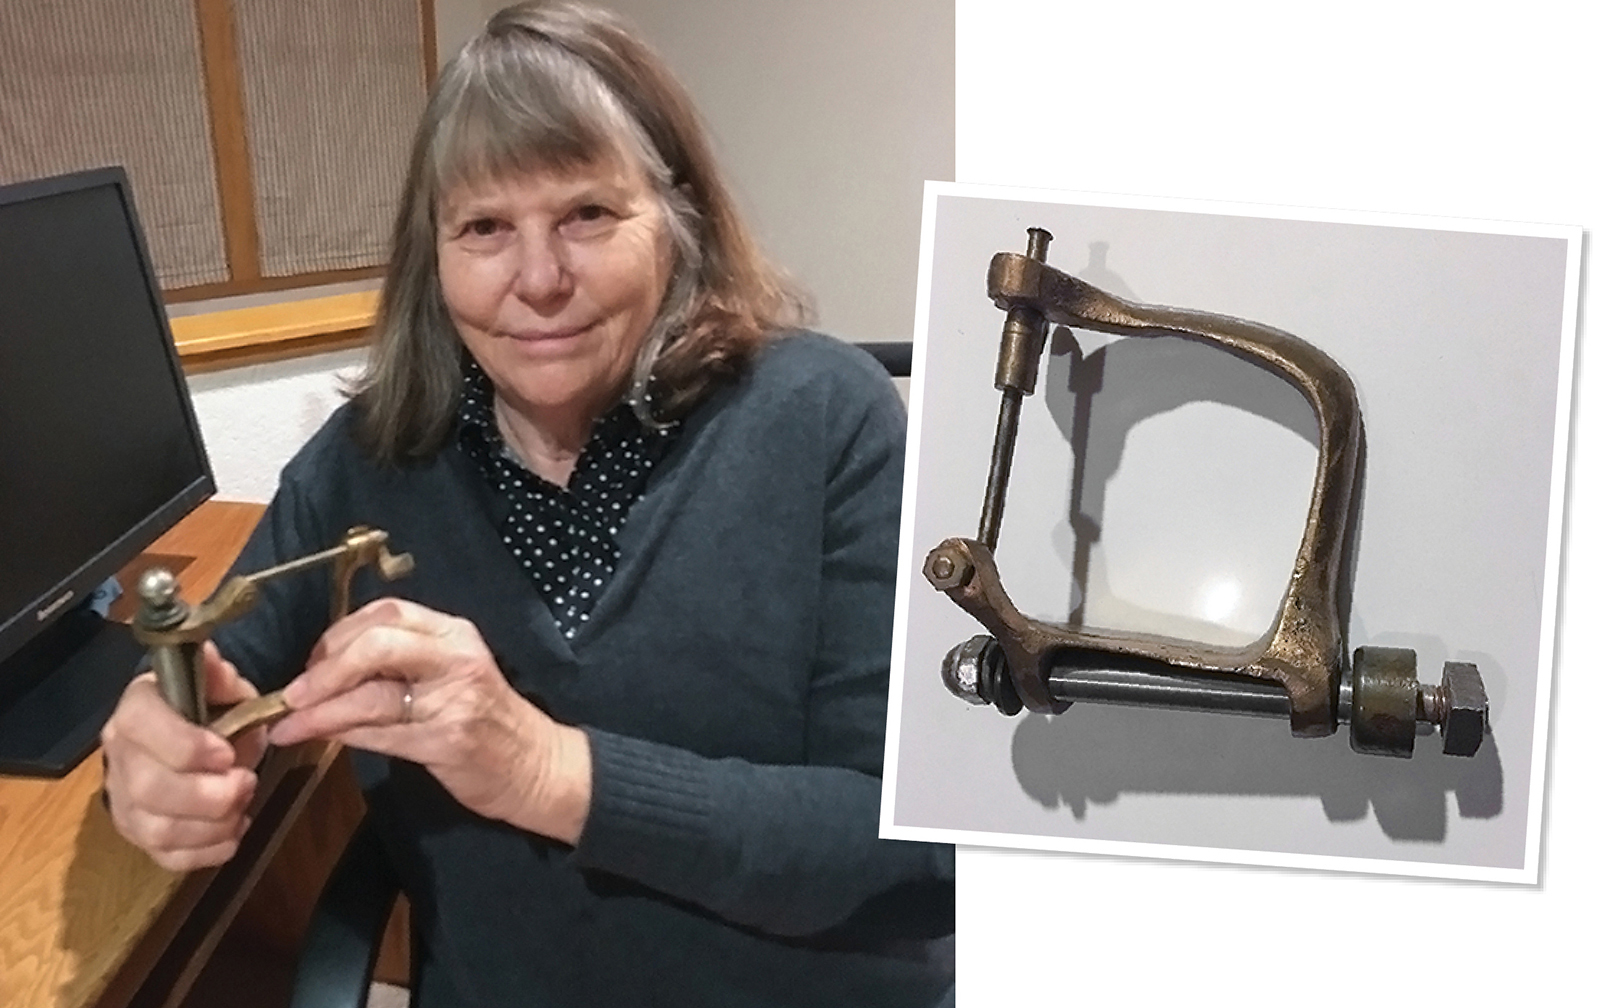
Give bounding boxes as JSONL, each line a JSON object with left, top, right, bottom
{"left": 132, "top": 526, "right": 414, "bottom": 738}
{"left": 927, "top": 230, "right": 1489, "bottom": 759}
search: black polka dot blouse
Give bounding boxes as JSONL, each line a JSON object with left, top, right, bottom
{"left": 457, "top": 362, "right": 677, "bottom": 639}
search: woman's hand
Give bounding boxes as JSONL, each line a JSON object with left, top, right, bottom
{"left": 268, "top": 598, "right": 592, "bottom": 845}
{"left": 100, "top": 642, "right": 267, "bottom": 872}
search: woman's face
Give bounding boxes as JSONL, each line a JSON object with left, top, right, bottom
{"left": 436, "top": 158, "right": 673, "bottom": 431}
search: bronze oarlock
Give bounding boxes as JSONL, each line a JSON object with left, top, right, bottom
{"left": 132, "top": 526, "right": 414, "bottom": 740}
{"left": 927, "top": 229, "right": 1489, "bottom": 759}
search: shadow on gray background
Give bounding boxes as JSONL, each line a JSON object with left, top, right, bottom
{"left": 1046, "top": 330, "right": 1327, "bottom": 626}
{"left": 1008, "top": 243, "right": 1503, "bottom": 844}
{"left": 1011, "top": 705, "right": 1503, "bottom": 843}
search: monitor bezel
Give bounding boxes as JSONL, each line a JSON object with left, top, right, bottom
{"left": 0, "top": 165, "right": 216, "bottom": 668}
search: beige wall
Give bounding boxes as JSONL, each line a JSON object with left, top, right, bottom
{"left": 433, "top": 0, "right": 501, "bottom": 66}
{"left": 603, "top": 0, "right": 953, "bottom": 344}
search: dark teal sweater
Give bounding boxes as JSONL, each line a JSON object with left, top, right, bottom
{"left": 216, "top": 333, "right": 954, "bottom": 1007}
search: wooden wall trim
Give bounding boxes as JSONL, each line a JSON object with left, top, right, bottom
{"left": 421, "top": 0, "right": 439, "bottom": 84}
{"left": 192, "top": 0, "right": 261, "bottom": 286}
{"left": 169, "top": 290, "right": 380, "bottom": 371}
{"left": 164, "top": 266, "right": 387, "bottom": 305}
{"left": 171, "top": 0, "right": 431, "bottom": 303}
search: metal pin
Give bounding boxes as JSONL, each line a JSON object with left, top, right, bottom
{"left": 978, "top": 229, "right": 1051, "bottom": 550}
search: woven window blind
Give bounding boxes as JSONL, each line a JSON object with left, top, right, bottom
{"left": 0, "top": 0, "right": 229, "bottom": 289}
{"left": 233, "top": 0, "right": 427, "bottom": 278}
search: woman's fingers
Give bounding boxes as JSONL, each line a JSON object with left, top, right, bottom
{"left": 105, "top": 675, "right": 236, "bottom": 773}
{"left": 201, "top": 641, "right": 259, "bottom": 705}
{"left": 284, "top": 599, "right": 457, "bottom": 710}
{"left": 113, "top": 759, "right": 257, "bottom": 820}
{"left": 101, "top": 669, "right": 260, "bottom": 871}
{"left": 273, "top": 599, "right": 480, "bottom": 746}
{"left": 123, "top": 807, "right": 253, "bottom": 873}
{"left": 198, "top": 642, "right": 269, "bottom": 767}
{"left": 302, "top": 598, "right": 450, "bottom": 674}
{"left": 269, "top": 677, "right": 412, "bottom": 746}
{"left": 147, "top": 837, "right": 251, "bottom": 874}
{"left": 113, "top": 776, "right": 254, "bottom": 846}
{"left": 255, "top": 598, "right": 587, "bottom": 843}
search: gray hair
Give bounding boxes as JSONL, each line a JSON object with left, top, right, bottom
{"left": 352, "top": 2, "right": 805, "bottom": 462}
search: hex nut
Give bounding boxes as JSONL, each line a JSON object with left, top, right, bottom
{"left": 941, "top": 636, "right": 995, "bottom": 705}
{"left": 924, "top": 546, "right": 973, "bottom": 591}
{"left": 1439, "top": 661, "right": 1489, "bottom": 757}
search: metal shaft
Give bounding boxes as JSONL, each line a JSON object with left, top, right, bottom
{"left": 1042, "top": 664, "right": 1426, "bottom": 733}
{"left": 242, "top": 541, "right": 355, "bottom": 585}
{"left": 134, "top": 568, "right": 206, "bottom": 724}
{"left": 150, "top": 642, "right": 204, "bottom": 723}
{"left": 1045, "top": 665, "right": 1292, "bottom": 719}
{"left": 978, "top": 389, "right": 1022, "bottom": 551}
{"left": 978, "top": 229, "right": 1052, "bottom": 551}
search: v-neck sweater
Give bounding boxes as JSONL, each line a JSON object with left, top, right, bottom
{"left": 213, "top": 332, "right": 954, "bottom": 1007}
{"left": 456, "top": 361, "right": 677, "bottom": 639}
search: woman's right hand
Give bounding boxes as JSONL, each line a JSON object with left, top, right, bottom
{"left": 99, "top": 642, "right": 268, "bottom": 871}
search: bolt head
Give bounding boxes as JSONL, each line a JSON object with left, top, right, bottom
{"left": 1439, "top": 661, "right": 1489, "bottom": 757}
{"left": 924, "top": 546, "right": 973, "bottom": 590}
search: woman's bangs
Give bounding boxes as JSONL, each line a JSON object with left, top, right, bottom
{"left": 430, "top": 49, "right": 634, "bottom": 199}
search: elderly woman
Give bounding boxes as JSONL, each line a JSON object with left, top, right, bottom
{"left": 99, "top": 2, "right": 952, "bottom": 1005}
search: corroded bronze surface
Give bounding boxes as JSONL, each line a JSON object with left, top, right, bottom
{"left": 1349, "top": 646, "right": 1419, "bottom": 757}
{"left": 928, "top": 231, "right": 1494, "bottom": 757}
{"left": 133, "top": 527, "right": 414, "bottom": 737}
{"left": 930, "top": 232, "right": 1362, "bottom": 739}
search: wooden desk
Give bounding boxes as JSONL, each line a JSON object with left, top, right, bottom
{"left": 0, "top": 501, "right": 359, "bottom": 1008}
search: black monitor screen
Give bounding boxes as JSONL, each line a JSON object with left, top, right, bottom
{"left": 0, "top": 167, "right": 213, "bottom": 773}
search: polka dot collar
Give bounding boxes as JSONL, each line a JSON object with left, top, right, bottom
{"left": 456, "top": 362, "right": 677, "bottom": 639}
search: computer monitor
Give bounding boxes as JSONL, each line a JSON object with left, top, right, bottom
{"left": 0, "top": 166, "right": 215, "bottom": 777}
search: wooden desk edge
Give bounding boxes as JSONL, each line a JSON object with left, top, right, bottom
{"left": 0, "top": 500, "right": 334, "bottom": 1008}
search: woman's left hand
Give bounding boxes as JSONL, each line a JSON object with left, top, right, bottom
{"left": 267, "top": 598, "right": 592, "bottom": 844}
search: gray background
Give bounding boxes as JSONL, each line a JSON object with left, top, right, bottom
{"left": 888, "top": 190, "right": 1571, "bottom": 871}
{"left": 601, "top": 0, "right": 953, "bottom": 345}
